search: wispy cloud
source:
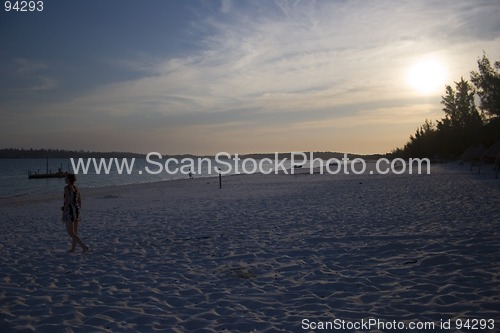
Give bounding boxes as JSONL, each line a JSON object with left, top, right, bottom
{"left": 54, "top": 1, "right": 450, "bottom": 117}
{"left": 3, "top": 58, "right": 57, "bottom": 92}
{"left": 13, "top": 58, "right": 47, "bottom": 73}
{"left": 220, "top": 0, "right": 232, "bottom": 14}
{"left": 31, "top": 76, "right": 57, "bottom": 91}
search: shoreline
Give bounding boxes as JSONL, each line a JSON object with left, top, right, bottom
{"left": 1, "top": 160, "right": 498, "bottom": 210}
{"left": 0, "top": 157, "right": 430, "bottom": 199}
{"left": 0, "top": 159, "right": 422, "bottom": 201}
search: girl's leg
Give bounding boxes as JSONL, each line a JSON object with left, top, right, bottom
{"left": 66, "top": 221, "right": 76, "bottom": 252}
{"left": 66, "top": 222, "right": 88, "bottom": 253}
{"left": 71, "top": 220, "right": 79, "bottom": 251}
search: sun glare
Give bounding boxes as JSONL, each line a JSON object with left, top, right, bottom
{"left": 407, "top": 57, "right": 447, "bottom": 95}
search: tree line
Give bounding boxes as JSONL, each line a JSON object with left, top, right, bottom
{"left": 392, "top": 54, "right": 500, "bottom": 159}
{"left": 0, "top": 148, "right": 146, "bottom": 159}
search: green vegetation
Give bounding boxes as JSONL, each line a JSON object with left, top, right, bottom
{"left": 393, "top": 54, "right": 500, "bottom": 159}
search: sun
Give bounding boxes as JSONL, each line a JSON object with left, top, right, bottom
{"left": 407, "top": 57, "right": 447, "bottom": 95}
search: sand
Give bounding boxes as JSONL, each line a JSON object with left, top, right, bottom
{"left": 0, "top": 163, "right": 499, "bottom": 332}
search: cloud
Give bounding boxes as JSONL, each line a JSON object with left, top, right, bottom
{"left": 31, "top": 76, "right": 57, "bottom": 91}
{"left": 2, "top": 58, "right": 57, "bottom": 92}
{"left": 13, "top": 58, "right": 48, "bottom": 73}
{"left": 2, "top": 0, "right": 499, "bottom": 153}
{"left": 220, "top": 0, "right": 232, "bottom": 14}
{"left": 58, "top": 3, "right": 413, "bottom": 115}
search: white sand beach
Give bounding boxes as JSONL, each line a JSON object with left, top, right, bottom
{"left": 1, "top": 163, "right": 499, "bottom": 332}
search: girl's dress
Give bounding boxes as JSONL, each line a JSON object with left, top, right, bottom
{"left": 63, "top": 185, "right": 80, "bottom": 223}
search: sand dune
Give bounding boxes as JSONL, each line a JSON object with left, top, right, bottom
{"left": 1, "top": 163, "right": 499, "bottom": 332}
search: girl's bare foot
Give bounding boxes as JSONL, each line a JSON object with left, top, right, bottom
{"left": 82, "top": 246, "right": 90, "bottom": 254}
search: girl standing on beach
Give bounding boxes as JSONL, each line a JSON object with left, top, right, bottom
{"left": 62, "top": 173, "right": 89, "bottom": 254}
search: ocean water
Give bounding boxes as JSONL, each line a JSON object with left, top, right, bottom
{"left": 0, "top": 156, "right": 321, "bottom": 198}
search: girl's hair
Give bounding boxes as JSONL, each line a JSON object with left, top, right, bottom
{"left": 66, "top": 173, "right": 77, "bottom": 183}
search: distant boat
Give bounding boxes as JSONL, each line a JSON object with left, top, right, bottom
{"left": 28, "top": 157, "right": 69, "bottom": 179}
{"left": 28, "top": 171, "right": 68, "bottom": 179}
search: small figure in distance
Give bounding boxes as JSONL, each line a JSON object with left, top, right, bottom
{"left": 62, "top": 173, "right": 89, "bottom": 254}
{"left": 188, "top": 169, "right": 194, "bottom": 179}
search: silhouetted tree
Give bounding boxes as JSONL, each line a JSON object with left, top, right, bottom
{"left": 402, "top": 119, "right": 438, "bottom": 158}
{"left": 470, "top": 54, "right": 500, "bottom": 118}
{"left": 436, "top": 78, "right": 483, "bottom": 157}
{"left": 440, "top": 78, "right": 482, "bottom": 128}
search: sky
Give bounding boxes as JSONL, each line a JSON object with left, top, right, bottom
{"left": 1, "top": 0, "right": 499, "bottom": 155}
